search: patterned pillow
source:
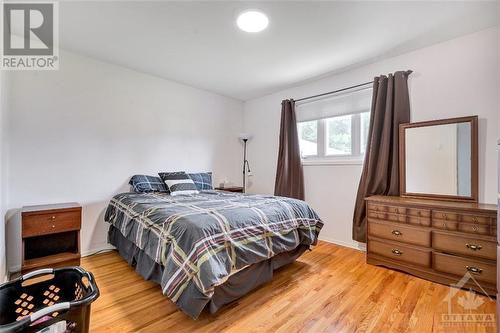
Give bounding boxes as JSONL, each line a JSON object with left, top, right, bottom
{"left": 158, "top": 172, "right": 199, "bottom": 196}
{"left": 187, "top": 172, "right": 213, "bottom": 190}
{"left": 129, "top": 175, "right": 168, "bottom": 193}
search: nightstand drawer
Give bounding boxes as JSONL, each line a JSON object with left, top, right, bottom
{"left": 23, "top": 210, "right": 81, "bottom": 237}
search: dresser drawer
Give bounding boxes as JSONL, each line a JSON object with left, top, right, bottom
{"left": 457, "top": 222, "right": 490, "bottom": 235}
{"left": 432, "top": 231, "right": 496, "bottom": 260}
{"left": 369, "top": 221, "right": 430, "bottom": 247}
{"left": 460, "top": 214, "right": 491, "bottom": 225}
{"left": 433, "top": 211, "right": 458, "bottom": 221}
{"left": 432, "top": 219, "right": 458, "bottom": 231}
{"left": 407, "top": 216, "right": 431, "bottom": 227}
{"left": 23, "top": 210, "right": 81, "bottom": 238}
{"left": 387, "top": 206, "right": 406, "bottom": 215}
{"left": 386, "top": 213, "right": 406, "bottom": 223}
{"left": 407, "top": 208, "right": 431, "bottom": 218}
{"left": 433, "top": 252, "right": 496, "bottom": 285}
{"left": 367, "top": 203, "right": 387, "bottom": 213}
{"left": 369, "top": 239, "right": 431, "bottom": 267}
{"left": 367, "top": 211, "right": 387, "bottom": 220}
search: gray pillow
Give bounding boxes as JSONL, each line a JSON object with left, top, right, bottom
{"left": 129, "top": 175, "right": 168, "bottom": 193}
{"left": 187, "top": 172, "right": 213, "bottom": 190}
{"left": 158, "top": 172, "right": 199, "bottom": 196}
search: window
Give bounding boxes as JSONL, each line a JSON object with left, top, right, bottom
{"left": 297, "top": 110, "right": 371, "bottom": 162}
{"left": 326, "top": 114, "right": 352, "bottom": 156}
{"left": 297, "top": 120, "right": 317, "bottom": 156}
{"left": 296, "top": 87, "right": 372, "bottom": 164}
{"left": 360, "top": 111, "right": 370, "bottom": 154}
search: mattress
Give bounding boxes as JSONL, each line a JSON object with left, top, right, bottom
{"left": 104, "top": 190, "right": 323, "bottom": 318}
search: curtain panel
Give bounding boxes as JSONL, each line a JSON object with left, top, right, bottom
{"left": 352, "top": 71, "right": 412, "bottom": 242}
{"left": 274, "top": 99, "right": 305, "bottom": 200}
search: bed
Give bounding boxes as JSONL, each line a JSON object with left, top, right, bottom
{"left": 104, "top": 190, "right": 323, "bottom": 318}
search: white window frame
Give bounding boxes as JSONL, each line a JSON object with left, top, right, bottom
{"left": 298, "top": 109, "right": 370, "bottom": 166}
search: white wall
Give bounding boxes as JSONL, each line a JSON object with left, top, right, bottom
{"left": 243, "top": 26, "right": 500, "bottom": 250}
{"left": 5, "top": 50, "right": 244, "bottom": 272}
{"left": 0, "top": 71, "right": 6, "bottom": 282}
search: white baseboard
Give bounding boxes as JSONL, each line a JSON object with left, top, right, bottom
{"left": 318, "top": 236, "right": 366, "bottom": 252}
{"left": 8, "top": 264, "right": 21, "bottom": 274}
{"left": 81, "top": 244, "right": 116, "bottom": 257}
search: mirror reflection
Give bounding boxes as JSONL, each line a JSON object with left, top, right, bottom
{"left": 405, "top": 122, "right": 471, "bottom": 197}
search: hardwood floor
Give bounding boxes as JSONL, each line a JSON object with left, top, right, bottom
{"left": 82, "top": 241, "right": 496, "bottom": 333}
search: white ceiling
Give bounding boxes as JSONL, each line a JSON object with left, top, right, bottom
{"left": 51, "top": 1, "right": 500, "bottom": 100}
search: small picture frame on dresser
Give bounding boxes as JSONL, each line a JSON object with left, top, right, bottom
{"left": 21, "top": 202, "right": 82, "bottom": 274}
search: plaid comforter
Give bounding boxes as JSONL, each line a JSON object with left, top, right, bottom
{"left": 105, "top": 191, "right": 323, "bottom": 314}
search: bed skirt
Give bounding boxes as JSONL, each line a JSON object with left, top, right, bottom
{"left": 108, "top": 225, "right": 309, "bottom": 318}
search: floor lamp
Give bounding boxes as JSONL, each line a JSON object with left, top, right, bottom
{"left": 239, "top": 133, "right": 252, "bottom": 193}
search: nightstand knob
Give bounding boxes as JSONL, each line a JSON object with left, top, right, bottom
{"left": 52, "top": 224, "right": 55, "bottom": 228}
{"left": 50, "top": 216, "right": 56, "bottom": 220}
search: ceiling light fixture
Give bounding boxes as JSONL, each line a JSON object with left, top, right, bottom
{"left": 237, "top": 10, "right": 269, "bottom": 33}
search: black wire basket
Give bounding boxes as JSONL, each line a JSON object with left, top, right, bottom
{"left": 0, "top": 267, "right": 99, "bottom": 333}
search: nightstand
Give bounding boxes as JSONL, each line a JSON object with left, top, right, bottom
{"left": 21, "top": 203, "right": 82, "bottom": 273}
{"left": 215, "top": 186, "right": 244, "bottom": 193}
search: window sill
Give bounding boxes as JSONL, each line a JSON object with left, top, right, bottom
{"left": 301, "top": 159, "right": 364, "bottom": 166}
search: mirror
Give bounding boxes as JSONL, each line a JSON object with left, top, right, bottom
{"left": 400, "top": 116, "right": 478, "bottom": 202}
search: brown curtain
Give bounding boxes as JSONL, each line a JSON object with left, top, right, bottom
{"left": 274, "top": 99, "right": 305, "bottom": 200}
{"left": 352, "top": 71, "right": 412, "bottom": 242}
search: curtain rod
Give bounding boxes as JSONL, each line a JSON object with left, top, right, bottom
{"left": 294, "top": 81, "right": 373, "bottom": 103}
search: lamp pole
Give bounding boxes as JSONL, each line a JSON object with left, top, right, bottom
{"left": 242, "top": 138, "right": 248, "bottom": 193}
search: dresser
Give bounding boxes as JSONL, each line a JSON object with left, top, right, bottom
{"left": 366, "top": 195, "right": 497, "bottom": 295}
{"left": 21, "top": 203, "right": 82, "bottom": 273}
{"left": 497, "top": 139, "right": 500, "bottom": 325}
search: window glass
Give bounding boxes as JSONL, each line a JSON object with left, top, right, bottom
{"left": 360, "top": 111, "right": 370, "bottom": 154}
{"left": 297, "top": 120, "right": 318, "bottom": 157}
{"left": 326, "top": 115, "right": 352, "bottom": 155}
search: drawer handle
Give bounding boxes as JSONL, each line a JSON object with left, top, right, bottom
{"left": 391, "top": 249, "right": 403, "bottom": 256}
{"left": 391, "top": 230, "right": 402, "bottom": 236}
{"left": 50, "top": 216, "right": 56, "bottom": 220}
{"left": 473, "top": 217, "right": 478, "bottom": 223}
{"left": 472, "top": 225, "right": 478, "bottom": 232}
{"left": 466, "top": 243, "right": 482, "bottom": 251}
{"left": 466, "top": 266, "right": 482, "bottom": 275}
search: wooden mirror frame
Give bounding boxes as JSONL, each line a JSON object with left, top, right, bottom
{"left": 399, "top": 115, "right": 478, "bottom": 202}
